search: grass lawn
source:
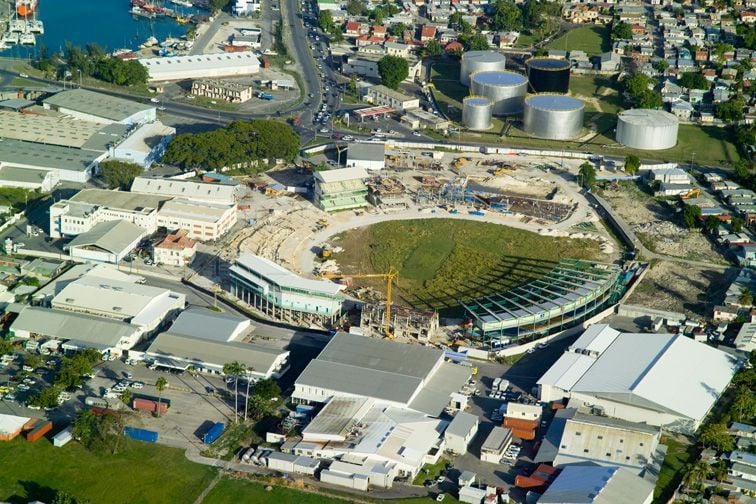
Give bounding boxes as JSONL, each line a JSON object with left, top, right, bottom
{"left": 0, "top": 437, "right": 217, "bottom": 504}
{"left": 546, "top": 25, "right": 609, "bottom": 55}
{"left": 654, "top": 437, "right": 696, "bottom": 503}
{"left": 412, "top": 458, "right": 450, "bottom": 485}
{"left": 515, "top": 33, "right": 537, "bottom": 48}
{"left": 204, "top": 477, "right": 352, "bottom": 504}
{"left": 0, "top": 188, "right": 45, "bottom": 211}
{"left": 331, "top": 219, "right": 607, "bottom": 314}
{"left": 431, "top": 62, "right": 467, "bottom": 105}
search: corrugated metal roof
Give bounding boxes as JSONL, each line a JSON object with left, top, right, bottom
{"left": 43, "top": 88, "right": 153, "bottom": 122}
{"left": 539, "top": 465, "right": 654, "bottom": 504}
{"left": 408, "top": 361, "right": 471, "bottom": 417}
{"left": 445, "top": 411, "right": 478, "bottom": 438}
{"left": 537, "top": 352, "right": 595, "bottom": 391}
{"left": 66, "top": 220, "right": 146, "bottom": 255}
{"left": 233, "top": 254, "right": 345, "bottom": 296}
{"left": 166, "top": 307, "right": 249, "bottom": 342}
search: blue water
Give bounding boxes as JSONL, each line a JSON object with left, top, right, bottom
{"left": 1, "top": 0, "right": 199, "bottom": 57}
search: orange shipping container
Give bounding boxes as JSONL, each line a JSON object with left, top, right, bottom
{"left": 133, "top": 397, "right": 168, "bottom": 414}
{"left": 26, "top": 420, "right": 53, "bottom": 442}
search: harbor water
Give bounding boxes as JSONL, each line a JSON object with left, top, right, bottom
{"left": 1, "top": 0, "right": 198, "bottom": 56}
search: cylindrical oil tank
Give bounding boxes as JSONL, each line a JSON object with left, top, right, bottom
{"left": 470, "top": 71, "right": 527, "bottom": 116}
{"left": 523, "top": 94, "right": 584, "bottom": 140}
{"left": 463, "top": 96, "right": 493, "bottom": 131}
{"left": 616, "top": 109, "right": 679, "bottom": 150}
{"left": 525, "top": 58, "right": 571, "bottom": 94}
{"left": 460, "top": 50, "right": 507, "bottom": 87}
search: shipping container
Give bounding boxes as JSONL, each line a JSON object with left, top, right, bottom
{"left": 203, "top": 422, "right": 224, "bottom": 444}
{"left": 133, "top": 397, "right": 168, "bottom": 414}
{"left": 53, "top": 427, "right": 73, "bottom": 447}
{"left": 124, "top": 426, "right": 158, "bottom": 443}
{"left": 26, "top": 420, "right": 53, "bottom": 442}
{"left": 85, "top": 396, "right": 108, "bottom": 408}
{"left": 295, "top": 405, "right": 315, "bottom": 415}
{"left": 133, "top": 393, "right": 171, "bottom": 408}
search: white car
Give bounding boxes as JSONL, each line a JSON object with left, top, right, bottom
{"left": 150, "top": 97, "right": 160, "bottom": 103}
{"left": 130, "top": 382, "right": 144, "bottom": 389}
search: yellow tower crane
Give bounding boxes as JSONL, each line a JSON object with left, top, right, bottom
{"left": 321, "top": 269, "right": 399, "bottom": 339}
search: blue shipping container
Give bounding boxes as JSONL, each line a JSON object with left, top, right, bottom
{"left": 203, "top": 422, "right": 225, "bottom": 444}
{"left": 124, "top": 427, "right": 158, "bottom": 443}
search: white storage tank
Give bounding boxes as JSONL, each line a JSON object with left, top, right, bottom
{"left": 463, "top": 96, "right": 494, "bottom": 131}
{"left": 470, "top": 71, "right": 528, "bottom": 116}
{"left": 459, "top": 50, "right": 507, "bottom": 87}
{"left": 523, "top": 94, "right": 584, "bottom": 140}
{"left": 616, "top": 109, "right": 679, "bottom": 150}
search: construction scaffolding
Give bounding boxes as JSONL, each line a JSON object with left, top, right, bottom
{"left": 461, "top": 258, "right": 625, "bottom": 344}
{"left": 366, "top": 177, "right": 411, "bottom": 209}
{"left": 359, "top": 303, "right": 439, "bottom": 342}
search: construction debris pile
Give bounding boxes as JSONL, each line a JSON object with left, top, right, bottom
{"left": 367, "top": 177, "right": 410, "bottom": 209}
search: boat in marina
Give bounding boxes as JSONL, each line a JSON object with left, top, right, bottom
{"left": 19, "top": 32, "right": 35, "bottom": 45}
{"left": 0, "top": 31, "right": 19, "bottom": 45}
{"left": 16, "top": 0, "right": 37, "bottom": 17}
{"left": 140, "top": 35, "right": 159, "bottom": 48}
{"left": 168, "top": 0, "right": 193, "bottom": 7}
{"left": 130, "top": 5, "right": 157, "bottom": 18}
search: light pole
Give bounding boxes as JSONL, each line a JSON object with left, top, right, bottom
{"left": 690, "top": 151, "right": 696, "bottom": 170}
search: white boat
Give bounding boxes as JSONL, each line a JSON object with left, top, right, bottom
{"left": 27, "top": 20, "right": 44, "bottom": 34}
{"left": 11, "top": 19, "right": 26, "bottom": 32}
{"left": 140, "top": 35, "right": 159, "bottom": 48}
{"left": 169, "top": 0, "right": 193, "bottom": 7}
{"left": 19, "top": 32, "right": 35, "bottom": 45}
{"left": 2, "top": 32, "right": 20, "bottom": 45}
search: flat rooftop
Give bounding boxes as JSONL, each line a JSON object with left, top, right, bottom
{"left": 68, "top": 188, "right": 169, "bottom": 213}
{"left": 0, "top": 110, "right": 129, "bottom": 151}
{"left": 0, "top": 138, "right": 100, "bottom": 173}
{"left": 43, "top": 89, "right": 154, "bottom": 122}
{"left": 114, "top": 121, "right": 175, "bottom": 156}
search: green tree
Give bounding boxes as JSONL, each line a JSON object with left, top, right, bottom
{"left": 99, "top": 160, "right": 144, "bottom": 190}
{"left": 252, "top": 378, "right": 281, "bottom": 401}
{"left": 715, "top": 97, "right": 745, "bottom": 122}
{"left": 424, "top": 39, "right": 444, "bottom": 57}
{"left": 521, "top": 0, "right": 542, "bottom": 31}
{"left": 155, "top": 377, "right": 168, "bottom": 418}
{"left": 348, "top": 73, "right": 357, "bottom": 94}
{"left": 624, "top": 154, "right": 641, "bottom": 175}
{"left": 377, "top": 55, "right": 409, "bottom": 90}
{"left": 346, "top": 0, "right": 366, "bottom": 15}
{"left": 679, "top": 71, "right": 710, "bottom": 90}
{"left": 72, "top": 409, "right": 98, "bottom": 447}
{"left": 731, "top": 384, "right": 756, "bottom": 422}
{"left": 683, "top": 205, "right": 702, "bottom": 228}
{"left": 611, "top": 21, "right": 633, "bottom": 40}
{"left": 463, "top": 33, "right": 489, "bottom": 51}
{"left": 704, "top": 215, "right": 721, "bottom": 234}
{"left": 738, "top": 288, "right": 753, "bottom": 306}
{"left": 389, "top": 23, "right": 411, "bottom": 37}
{"left": 490, "top": 0, "right": 522, "bottom": 31}
{"left": 682, "top": 460, "right": 711, "bottom": 490}
{"left": 246, "top": 394, "right": 273, "bottom": 421}
{"left": 653, "top": 59, "right": 669, "bottom": 73}
{"left": 28, "top": 385, "right": 62, "bottom": 408}
{"left": 52, "top": 490, "right": 88, "bottom": 504}
{"left": 0, "top": 339, "right": 12, "bottom": 356}
{"left": 731, "top": 217, "right": 745, "bottom": 233}
{"left": 712, "top": 460, "right": 728, "bottom": 482}
{"left": 318, "top": 10, "right": 334, "bottom": 32}
{"left": 637, "top": 89, "right": 662, "bottom": 109}
{"left": 223, "top": 361, "right": 246, "bottom": 423}
{"left": 578, "top": 162, "right": 596, "bottom": 190}
{"left": 24, "top": 353, "right": 43, "bottom": 370}
{"left": 699, "top": 422, "right": 735, "bottom": 452}
{"left": 121, "top": 388, "right": 133, "bottom": 406}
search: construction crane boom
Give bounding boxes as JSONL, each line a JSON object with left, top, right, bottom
{"left": 321, "top": 270, "right": 399, "bottom": 338}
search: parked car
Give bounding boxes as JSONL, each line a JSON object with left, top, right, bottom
{"left": 130, "top": 382, "right": 144, "bottom": 389}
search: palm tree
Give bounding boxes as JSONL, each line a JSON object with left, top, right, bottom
{"left": 738, "top": 288, "right": 753, "bottom": 307}
{"left": 682, "top": 460, "right": 711, "bottom": 491}
{"left": 223, "top": 361, "right": 246, "bottom": 423}
{"left": 243, "top": 366, "right": 255, "bottom": 422}
{"left": 155, "top": 377, "right": 168, "bottom": 418}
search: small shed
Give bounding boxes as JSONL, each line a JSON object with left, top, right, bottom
{"left": 459, "top": 470, "right": 477, "bottom": 488}
{"left": 444, "top": 411, "right": 479, "bottom": 455}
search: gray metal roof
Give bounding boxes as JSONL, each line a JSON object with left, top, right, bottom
{"left": 295, "top": 333, "right": 443, "bottom": 405}
{"left": 348, "top": 142, "right": 385, "bottom": 162}
{"left": 0, "top": 165, "right": 53, "bottom": 184}
{"left": 0, "top": 138, "right": 99, "bottom": 173}
{"left": 69, "top": 188, "right": 169, "bottom": 213}
{"left": 408, "top": 361, "right": 472, "bottom": 416}
{"left": 43, "top": 89, "right": 154, "bottom": 122}
{"left": 10, "top": 306, "right": 138, "bottom": 348}
{"left": 481, "top": 426, "right": 513, "bottom": 453}
{"left": 146, "top": 332, "right": 288, "bottom": 376}
{"left": 445, "top": 411, "right": 478, "bottom": 438}
{"left": 66, "top": 220, "right": 146, "bottom": 255}
{"left": 166, "top": 307, "right": 248, "bottom": 342}
{"left": 539, "top": 465, "right": 654, "bottom": 504}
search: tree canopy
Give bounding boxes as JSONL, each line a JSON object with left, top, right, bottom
{"left": 683, "top": 204, "right": 702, "bottom": 228}
{"left": 162, "top": 120, "right": 300, "bottom": 171}
{"left": 377, "top": 55, "right": 409, "bottom": 90}
{"left": 623, "top": 72, "right": 662, "bottom": 109}
{"left": 678, "top": 71, "right": 709, "bottom": 90}
{"left": 64, "top": 43, "right": 148, "bottom": 86}
{"left": 99, "top": 160, "right": 143, "bottom": 190}
{"left": 489, "top": 0, "right": 522, "bottom": 31}
{"left": 715, "top": 97, "right": 745, "bottom": 122}
{"left": 578, "top": 162, "right": 596, "bottom": 190}
{"left": 461, "top": 33, "right": 490, "bottom": 51}
{"left": 624, "top": 154, "right": 641, "bottom": 175}
{"left": 611, "top": 21, "right": 633, "bottom": 40}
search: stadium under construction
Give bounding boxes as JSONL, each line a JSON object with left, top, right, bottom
{"left": 460, "top": 259, "right": 626, "bottom": 343}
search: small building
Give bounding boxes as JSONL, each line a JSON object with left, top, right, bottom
{"left": 347, "top": 143, "right": 385, "bottom": 171}
{"left": 131, "top": 176, "right": 243, "bottom": 205}
{"left": 65, "top": 219, "right": 147, "bottom": 264}
{"left": 400, "top": 109, "right": 450, "bottom": 131}
{"left": 313, "top": 167, "right": 370, "bottom": 212}
{"left": 156, "top": 198, "right": 237, "bottom": 242}
{"left": 365, "top": 85, "right": 419, "bottom": 112}
{"left": 111, "top": 121, "right": 176, "bottom": 168}
{"left": 459, "top": 485, "right": 488, "bottom": 504}
{"left": 503, "top": 402, "right": 542, "bottom": 440}
{"left": 458, "top": 470, "right": 476, "bottom": 488}
{"left": 444, "top": 411, "right": 479, "bottom": 455}
{"left": 735, "top": 323, "right": 756, "bottom": 353}
{"left": 0, "top": 414, "right": 31, "bottom": 441}
{"left": 0, "top": 165, "right": 59, "bottom": 192}
{"left": 266, "top": 451, "right": 299, "bottom": 473}
{"left": 480, "top": 426, "right": 513, "bottom": 463}
{"left": 153, "top": 229, "right": 197, "bottom": 267}
{"left": 191, "top": 79, "right": 254, "bottom": 103}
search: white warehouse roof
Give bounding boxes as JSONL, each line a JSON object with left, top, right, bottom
{"left": 538, "top": 325, "right": 740, "bottom": 423}
{"left": 140, "top": 53, "right": 261, "bottom": 82}
{"left": 233, "top": 254, "right": 345, "bottom": 296}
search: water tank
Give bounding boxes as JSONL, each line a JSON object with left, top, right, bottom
{"left": 523, "top": 94, "right": 584, "bottom": 140}
{"left": 616, "top": 109, "right": 679, "bottom": 150}
{"left": 470, "top": 71, "right": 528, "bottom": 116}
{"left": 463, "top": 96, "right": 493, "bottom": 131}
{"left": 525, "top": 58, "right": 571, "bottom": 94}
{"left": 460, "top": 50, "right": 507, "bottom": 87}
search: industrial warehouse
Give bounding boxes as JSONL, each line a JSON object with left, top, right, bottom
{"left": 461, "top": 259, "right": 625, "bottom": 342}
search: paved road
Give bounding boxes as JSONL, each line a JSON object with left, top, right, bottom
{"left": 190, "top": 12, "right": 230, "bottom": 55}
